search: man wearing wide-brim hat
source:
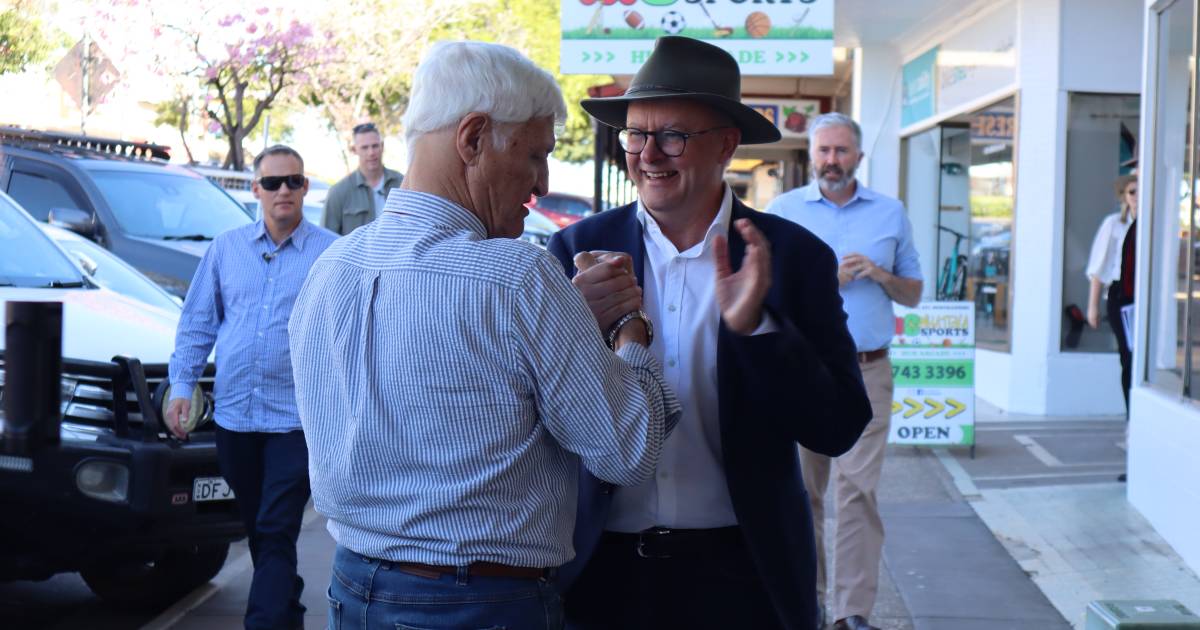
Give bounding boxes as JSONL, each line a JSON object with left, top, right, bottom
{"left": 547, "top": 36, "right": 872, "bottom": 630}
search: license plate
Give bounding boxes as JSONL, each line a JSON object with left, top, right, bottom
{"left": 192, "top": 476, "right": 236, "bottom": 502}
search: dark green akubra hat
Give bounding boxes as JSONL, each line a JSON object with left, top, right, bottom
{"left": 581, "top": 36, "right": 781, "bottom": 145}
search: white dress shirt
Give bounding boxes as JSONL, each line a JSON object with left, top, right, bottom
{"left": 607, "top": 186, "right": 772, "bottom": 532}
{"left": 1086, "top": 212, "right": 1133, "bottom": 286}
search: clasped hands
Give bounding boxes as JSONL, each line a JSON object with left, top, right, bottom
{"left": 571, "top": 218, "right": 772, "bottom": 346}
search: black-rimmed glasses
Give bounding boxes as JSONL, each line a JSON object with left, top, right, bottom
{"left": 617, "top": 126, "right": 732, "bottom": 157}
{"left": 257, "top": 174, "right": 307, "bottom": 191}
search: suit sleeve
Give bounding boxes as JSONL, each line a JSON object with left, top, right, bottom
{"left": 724, "top": 236, "right": 872, "bottom": 457}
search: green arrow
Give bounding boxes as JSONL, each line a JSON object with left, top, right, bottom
{"left": 801, "top": 51, "right": 809, "bottom": 62}
{"left": 583, "top": 51, "right": 591, "bottom": 62}
{"left": 606, "top": 52, "right": 615, "bottom": 62}
{"left": 776, "top": 52, "right": 784, "bottom": 62}
{"left": 788, "top": 51, "right": 797, "bottom": 62}
{"left": 594, "top": 50, "right": 603, "bottom": 62}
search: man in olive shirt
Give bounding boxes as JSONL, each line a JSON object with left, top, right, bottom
{"left": 324, "top": 122, "right": 405, "bottom": 235}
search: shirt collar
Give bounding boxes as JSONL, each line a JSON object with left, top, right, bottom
{"left": 383, "top": 189, "right": 488, "bottom": 239}
{"left": 636, "top": 185, "right": 733, "bottom": 257}
{"left": 354, "top": 168, "right": 402, "bottom": 189}
{"left": 251, "top": 218, "right": 311, "bottom": 252}
{"left": 805, "top": 179, "right": 874, "bottom": 208}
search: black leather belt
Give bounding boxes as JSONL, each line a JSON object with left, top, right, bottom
{"left": 603, "top": 526, "right": 742, "bottom": 559}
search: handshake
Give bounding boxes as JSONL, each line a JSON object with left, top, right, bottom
{"left": 573, "top": 250, "right": 652, "bottom": 351}
{"left": 570, "top": 218, "right": 774, "bottom": 348}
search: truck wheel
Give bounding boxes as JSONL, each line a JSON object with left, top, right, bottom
{"left": 80, "top": 543, "right": 230, "bottom": 608}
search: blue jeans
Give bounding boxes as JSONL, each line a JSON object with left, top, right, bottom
{"left": 215, "top": 427, "right": 311, "bottom": 630}
{"left": 327, "top": 545, "right": 563, "bottom": 630}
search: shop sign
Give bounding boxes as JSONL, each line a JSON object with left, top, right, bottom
{"left": 936, "top": 1, "right": 1017, "bottom": 115}
{"left": 560, "top": 0, "right": 834, "bottom": 76}
{"left": 902, "top": 46, "right": 938, "bottom": 127}
{"left": 887, "top": 301, "right": 976, "bottom": 447}
{"left": 743, "top": 97, "right": 824, "bottom": 138}
{"left": 970, "top": 112, "right": 1014, "bottom": 141}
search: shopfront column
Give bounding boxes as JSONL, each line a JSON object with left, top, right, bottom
{"left": 852, "top": 44, "right": 902, "bottom": 198}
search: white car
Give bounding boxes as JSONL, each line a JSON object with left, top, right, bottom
{"left": 0, "top": 189, "right": 240, "bottom": 607}
{"left": 40, "top": 223, "right": 183, "bottom": 314}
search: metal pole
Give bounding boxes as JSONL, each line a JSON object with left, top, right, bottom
{"left": 2, "top": 302, "right": 63, "bottom": 456}
{"left": 80, "top": 33, "right": 90, "bottom": 135}
{"left": 1182, "top": 4, "right": 1200, "bottom": 397}
{"left": 263, "top": 112, "right": 271, "bottom": 154}
{"left": 593, "top": 119, "right": 604, "bottom": 213}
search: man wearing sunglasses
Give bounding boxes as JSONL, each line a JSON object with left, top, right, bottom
{"left": 324, "top": 121, "right": 405, "bottom": 235}
{"left": 167, "top": 144, "right": 338, "bottom": 630}
{"left": 547, "top": 37, "right": 871, "bottom": 630}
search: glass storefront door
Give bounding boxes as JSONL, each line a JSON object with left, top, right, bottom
{"left": 1145, "top": 0, "right": 1200, "bottom": 398}
{"left": 902, "top": 98, "right": 1018, "bottom": 352}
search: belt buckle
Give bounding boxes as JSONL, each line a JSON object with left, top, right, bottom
{"left": 636, "top": 528, "right": 673, "bottom": 559}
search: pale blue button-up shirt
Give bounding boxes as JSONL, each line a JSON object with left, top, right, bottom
{"left": 168, "top": 219, "right": 338, "bottom": 432}
{"left": 768, "top": 182, "right": 922, "bottom": 351}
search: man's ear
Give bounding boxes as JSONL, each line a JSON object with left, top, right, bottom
{"left": 719, "top": 128, "right": 741, "bottom": 162}
{"left": 456, "top": 113, "right": 490, "bottom": 166}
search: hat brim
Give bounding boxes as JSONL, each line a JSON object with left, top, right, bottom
{"left": 581, "top": 90, "right": 782, "bottom": 145}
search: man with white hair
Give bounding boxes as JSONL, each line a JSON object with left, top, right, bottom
{"left": 288, "top": 41, "right": 682, "bottom": 630}
{"left": 768, "top": 112, "right": 923, "bottom": 630}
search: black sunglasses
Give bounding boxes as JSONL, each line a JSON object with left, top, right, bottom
{"left": 353, "top": 122, "right": 378, "bottom": 135}
{"left": 257, "top": 174, "right": 307, "bottom": 191}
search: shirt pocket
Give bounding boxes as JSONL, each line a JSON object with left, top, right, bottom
{"left": 343, "top": 206, "right": 372, "bottom": 232}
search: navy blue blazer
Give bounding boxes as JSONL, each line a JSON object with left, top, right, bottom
{"left": 546, "top": 198, "right": 872, "bottom": 630}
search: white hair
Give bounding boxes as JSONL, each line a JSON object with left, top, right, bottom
{"left": 402, "top": 41, "right": 567, "bottom": 156}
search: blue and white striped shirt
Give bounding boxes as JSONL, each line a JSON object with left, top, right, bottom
{"left": 169, "top": 219, "right": 338, "bottom": 432}
{"left": 289, "top": 189, "right": 681, "bottom": 568}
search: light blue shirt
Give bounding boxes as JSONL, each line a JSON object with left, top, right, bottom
{"left": 288, "top": 189, "right": 681, "bottom": 568}
{"left": 768, "top": 182, "right": 922, "bottom": 351}
{"left": 168, "top": 219, "right": 338, "bottom": 433}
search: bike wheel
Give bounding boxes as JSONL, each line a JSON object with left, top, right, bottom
{"left": 952, "top": 257, "right": 969, "bottom": 300}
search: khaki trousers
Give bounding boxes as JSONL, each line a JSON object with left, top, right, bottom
{"left": 800, "top": 356, "right": 893, "bottom": 621}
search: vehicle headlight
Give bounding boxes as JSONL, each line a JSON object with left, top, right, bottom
{"left": 75, "top": 460, "right": 130, "bottom": 503}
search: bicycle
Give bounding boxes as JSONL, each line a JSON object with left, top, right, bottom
{"left": 936, "top": 225, "right": 969, "bottom": 301}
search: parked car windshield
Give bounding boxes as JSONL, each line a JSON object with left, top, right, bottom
{"left": 90, "top": 171, "right": 253, "bottom": 240}
{"left": 0, "top": 193, "right": 84, "bottom": 287}
{"left": 49, "top": 230, "right": 181, "bottom": 312}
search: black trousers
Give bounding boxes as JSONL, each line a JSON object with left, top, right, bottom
{"left": 564, "top": 529, "right": 784, "bottom": 630}
{"left": 215, "top": 426, "right": 311, "bottom": 630}
{"left": 1107, "top": 283, "right": 1133, "bottom": 413}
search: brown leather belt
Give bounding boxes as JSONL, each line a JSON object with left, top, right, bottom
{"left": 394, "top": 561, "right": 549, "bottom": 580}
{"left": 858, "top": 348, "right": 889, "bottom": 364}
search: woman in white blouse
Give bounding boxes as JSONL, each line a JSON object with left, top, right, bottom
{"left": 1086, "top": 175, "right": 1138, "bottom": 416}
{"left": 1086, "top": 176, "right": 1138, "bottom": 329}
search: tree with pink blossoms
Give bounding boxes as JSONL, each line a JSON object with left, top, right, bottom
{"left": 94, "top": 1, "right": 335, "bottom": 170}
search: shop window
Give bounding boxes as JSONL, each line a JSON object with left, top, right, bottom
{"left": 1060, "top": 93, "right": 1141, "bottom": 353}
{"left": 1145, "top": 0, "right": 1199, "bottom": 398}
{"left": 902, "top": 98, "right": 1018, "bottom": 352}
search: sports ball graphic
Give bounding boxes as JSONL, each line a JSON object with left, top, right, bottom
{"left": 745, "top": 11, "right": 771, "bottom": 38}
{"left": 660, "top": 11, "right": 686, "bottom": 35}
{"left": 624, "top": 10, "right": 644, "bottom": 29}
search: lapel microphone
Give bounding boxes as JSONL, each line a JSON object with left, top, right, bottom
{"left": 262, "top": 251, "right": 277, "bottom": 262}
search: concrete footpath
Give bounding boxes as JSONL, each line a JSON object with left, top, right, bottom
{"left": 151, "top": 405, "right": 1200, "bottom": 629}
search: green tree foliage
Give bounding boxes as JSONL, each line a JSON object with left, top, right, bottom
{"left": 0, "top": 4, "right": 59, "bottom": 75}
{"left": 434, "top": 0, "right": 604, "bottom": 164}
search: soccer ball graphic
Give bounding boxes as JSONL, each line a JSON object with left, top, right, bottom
{"left": 660, "top": 11, "right": 686, "bottom": 34}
